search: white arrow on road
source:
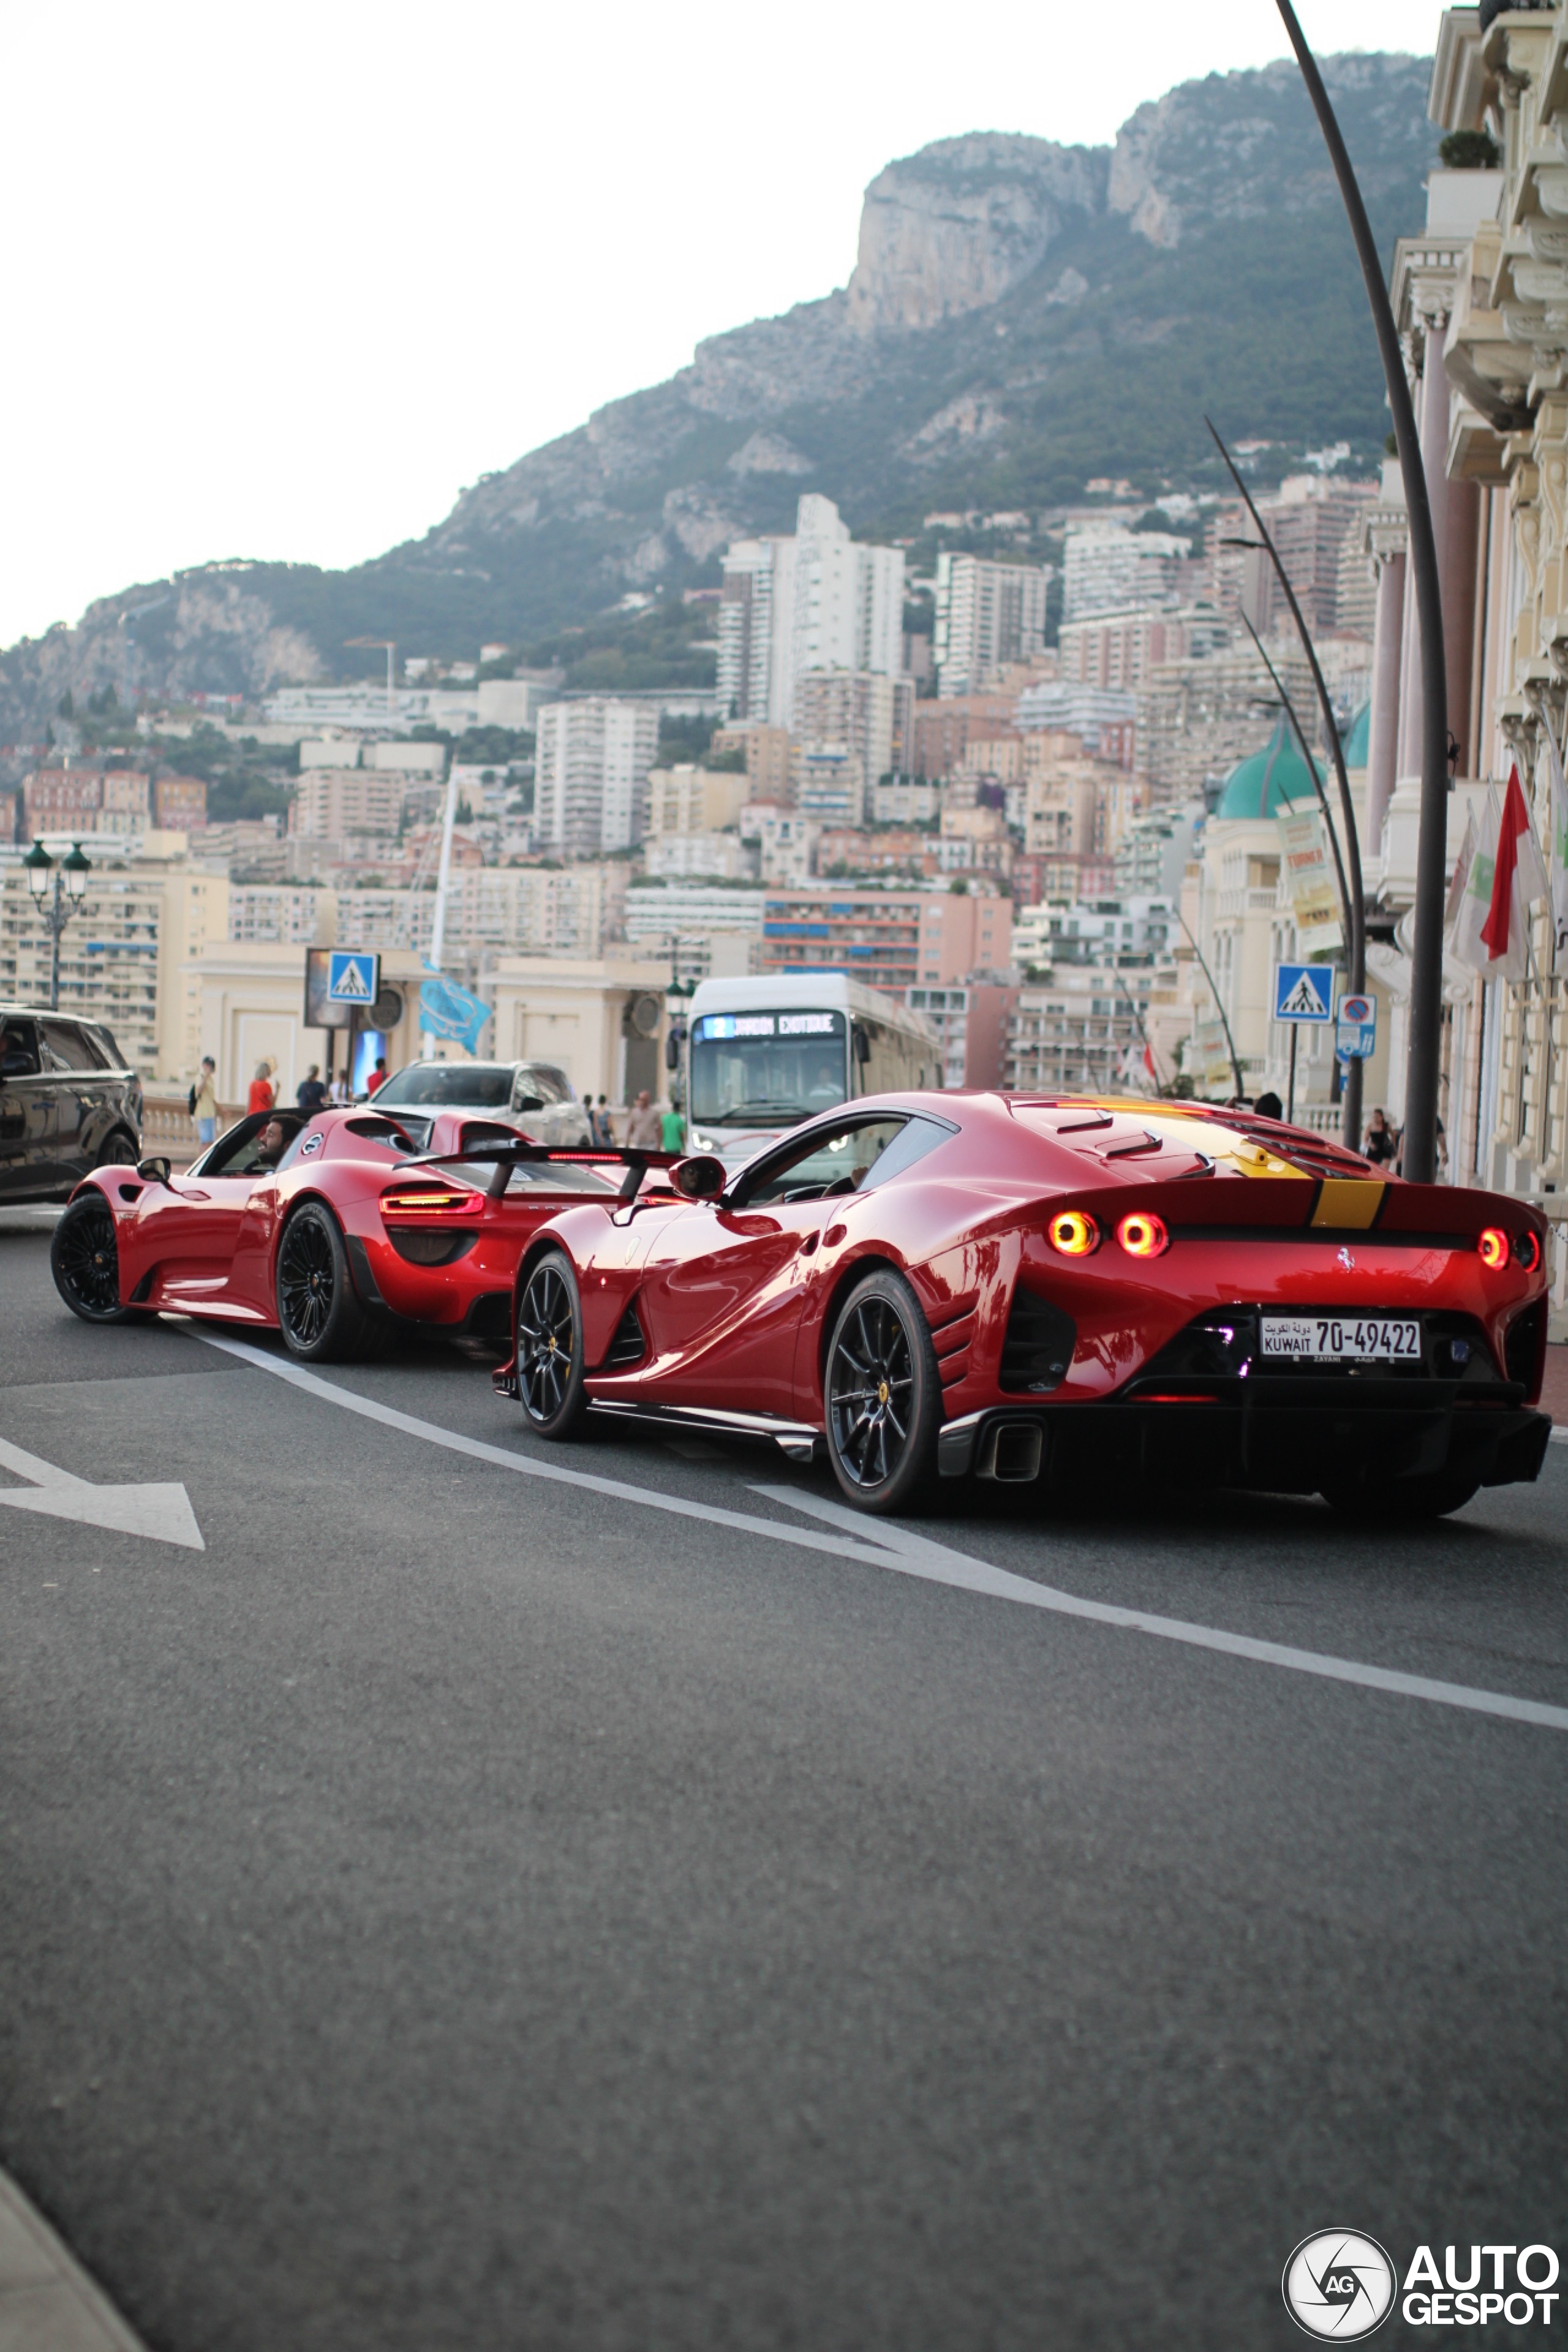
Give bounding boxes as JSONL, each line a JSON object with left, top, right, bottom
{"left": 0, "top": 1436, "right": 205, "bottom": 1551}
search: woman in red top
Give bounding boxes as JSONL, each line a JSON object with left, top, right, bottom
{"left": 247, "top": 1060, "right": 276, "bottom": 1117}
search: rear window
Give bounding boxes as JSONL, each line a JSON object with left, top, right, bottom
{"left": 42, "top": 1019, "right": 101, "bottom": 1072}
{"left": 375, "top": 1064, "right": 514, "bottom": 1109}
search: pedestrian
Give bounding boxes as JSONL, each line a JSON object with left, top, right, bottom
{"left": 190, "top": 1056, "right": 219, "bottom": 1149}
{"left": 1253, "top": 1090, "right": 1283, "bottom": 1121}
{"left": 586, "top": 1093, "right": 609, "bottom": 1147}
{"left": 660, "top": 1100, "right": 687, "bottom": 1153}
{"left": 367, "top": 1056, "right": 388, "bottom": 1095}
{"left": 626, "top": 1089, "right": 662, "bottom": 1148}
{"left": 296, "top": 1062, "right": 328, "bottom": 1113}
{"left": 1363, "top": 1107, "right": 1396, "bottom": 1166}
{"left": 247, "top": 1059, "right": 276, "bottom": 1117}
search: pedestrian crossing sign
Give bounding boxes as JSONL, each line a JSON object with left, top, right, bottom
{"left": 327, "top": 951, "right": 380, "bottom": 1006}
{"left": 1273, "top": 962, "right": 1335, "bottom": 1023}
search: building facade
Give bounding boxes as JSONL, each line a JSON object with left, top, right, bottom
{"left": 933, "top": 555, "right": 1052, "bottom": 697}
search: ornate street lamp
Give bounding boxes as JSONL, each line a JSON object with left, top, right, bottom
{"left": 23, "top": 839, "right": 92, "bottom": 1009}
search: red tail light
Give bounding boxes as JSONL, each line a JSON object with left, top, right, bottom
{"left": 1049, "top": 1209, "right": 1099, "bottom": 1257}
{"left": 1117, "top": 1212, "right": 1169, "bottom": 1259}
{"left": 1513, "top": 1229, "right": 1541, "bottom": 1272}
{"left": 1478, "top": 1227, "right": 1509, "bottom": 1270}
{"left": 380, "top": 1187, "right": 484, "bottom": 1215}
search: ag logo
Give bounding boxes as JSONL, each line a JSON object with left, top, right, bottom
{"left": 1283, "top": 2231, "right": 1395, "bottom": 2339}
{"left": 301, "top": 1132, "right": 324, "bottom": 1156}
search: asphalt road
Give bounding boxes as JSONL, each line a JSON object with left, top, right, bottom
{"left": 2, "top": 1213, "right": 1566, "bottom": 2351}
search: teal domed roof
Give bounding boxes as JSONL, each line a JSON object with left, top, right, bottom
{"left": 1341, "top": 698, "right": 1371, "bottom": 769}
{"left": 1215, "top": 715, "right": 1326, "bottom": 820}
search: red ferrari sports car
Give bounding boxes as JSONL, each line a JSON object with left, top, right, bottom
{"left": 50, "top": 1103, "right": 638, "bottom": 1358}
{"left": 473, "top": 1090, "right": 1552, "bottom": 1518}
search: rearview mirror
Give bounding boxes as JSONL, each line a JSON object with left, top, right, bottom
{"left": 135, "top": 1156, "right": 172, "bottom": 1185}
{"left": 670, "top": 1155, "right": 726, "bottom": 1201}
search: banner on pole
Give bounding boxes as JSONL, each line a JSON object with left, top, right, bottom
{"left": 1276, "top": 799, "right": 1342, "bottom": 956}
{"left": 418, "top": 967, "right": 492, "bottom": 1054}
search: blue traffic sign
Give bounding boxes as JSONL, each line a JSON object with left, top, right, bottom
{"left": 326, "top": 951, "right": 380, "bottom": 1006}
{"left": 1335, "top": 990, "right": 1377, "bottom": 1061}
{"left": 1273, "top": 962, "right": 1335, "bottom": 1024}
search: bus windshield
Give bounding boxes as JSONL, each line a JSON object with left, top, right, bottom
{"left": 690, "top": 1010, "right": 848, "bottom": 1126}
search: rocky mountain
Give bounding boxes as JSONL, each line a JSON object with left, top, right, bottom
{"left": 1, "top": 51, "right": 1436, "bottom": 739}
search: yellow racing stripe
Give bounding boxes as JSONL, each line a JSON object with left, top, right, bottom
{"left": 1311, "top": 1177, "right": 1385, "bottom": 1230}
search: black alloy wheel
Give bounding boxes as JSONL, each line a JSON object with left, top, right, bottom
{"left": 516, "top": 1250, "right": 587, "bottom": 1436}
{"left": 824, "top": 1268, "right": 941, "bottom": 1513}
{"left": 276, "top": 1202, "right": 370, "bottom": 1362}
{"left": 51, "top": 1194, "right": 137, "bottom": 1323}
{"left": 94, "top": 1131, "right": 139, "bottom": 1168}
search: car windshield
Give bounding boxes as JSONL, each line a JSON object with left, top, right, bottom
{"left": 690, "top": 1010, "right": 847, "bottom": 1126}
{"left": 374, "top": 1064, "right": 516, "bottom": 1109}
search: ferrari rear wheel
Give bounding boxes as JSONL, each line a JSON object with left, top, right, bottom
{"left": 1319, "top": 1469, "right": 1482, "bottom": 1522}
{"left": 516, "top": 1250, "right": 587, "bottom": 1437}
{"left": 51, "top": 1194, "right": 138, "bottom": 1323}
{"left": 824, "top": 1268, "right": 941, "bottom": 1514}
{"left": 276, "top": 1202, "right": 370, "bottom": 1362}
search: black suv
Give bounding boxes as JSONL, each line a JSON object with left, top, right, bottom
{"left": 0, "top": 1008, "right": 143, "bottom": 1201}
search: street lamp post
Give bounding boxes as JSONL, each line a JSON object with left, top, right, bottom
{"left": 24, "top": 840, "right": 92, "bottom": 1010}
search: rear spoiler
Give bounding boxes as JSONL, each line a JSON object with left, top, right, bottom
{"left": 407, "top": 1140, "right": 685, "bottom": 1203}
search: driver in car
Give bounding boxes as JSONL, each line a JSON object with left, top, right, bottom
{"left": 253, "top": 1118, "right": 289, "bottom": 1167}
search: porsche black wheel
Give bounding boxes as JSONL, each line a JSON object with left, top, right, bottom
{"left": 824, "top": 1268, "right": 941, "bottom": 1513}
{"left": 516, "top": 1250, "right": 587, "bottom": 1437}
{"left": 1320, "top": 1469, "right": 1481, "bottom": 1522}
{"left": 276, "top": 1202, "right": 370, "bottom": 1362}
{"left": 51, "top": 1194, "right": 137, "bottom": 1323}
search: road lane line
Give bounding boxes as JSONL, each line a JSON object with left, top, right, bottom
{"left": 192, "top": 1330, "right": 1568, "bottom": 1737}
{"left": 187, "top": 1332, "right": 905, "bottom": 1571}
{"left": 749, "top": 1486, "right": 1568, "bottom": 1735}
{"left": 0, "top": 1435, "right": 205, "bottom": 1551}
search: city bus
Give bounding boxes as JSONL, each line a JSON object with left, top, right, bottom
{"left": 684, "top": 973, "right": 941, "bottom": 1170}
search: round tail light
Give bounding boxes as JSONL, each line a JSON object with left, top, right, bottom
{"left": 1478, "top": 1227, "right": 1509, "bottom": 1270}
{"left": 1117, "top": 1212, "right": 1169, "bottom": 1259}
{"left": 1048, "top": 1209, "right": 1099, "bottom": 1257}
{"left": 1513, "top": 1229, "right": 1541, "bottom": 1272}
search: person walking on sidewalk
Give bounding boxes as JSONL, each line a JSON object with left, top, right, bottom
{"left": 626, "top": 1090, "right": 662, "bottom": 1148}
{"left": 247, "top": 1060, "right": 276, "bottom": 1117}
{"left": 660, "top": 1101, "right": 687, "bottom": 1154}
{"left": 296, "top": 1063, "right": 328, "bottom": 1113}
{"left": 191, "top": 1057, "right": 219, "bottom": 1149}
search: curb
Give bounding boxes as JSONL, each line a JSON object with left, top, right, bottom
{"left": 0, "top": 2166, "right": 148, "bottom": 2351}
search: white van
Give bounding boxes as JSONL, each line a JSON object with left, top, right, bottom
{"left": 684, "top": 974, "right": 940, "bottom": 1169}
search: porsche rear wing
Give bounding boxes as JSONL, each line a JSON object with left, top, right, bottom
{"left": 407, "top": 1140, "right": 685, "bottom": 1204}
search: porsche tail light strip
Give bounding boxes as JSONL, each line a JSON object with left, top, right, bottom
{"left": 380, "top": 1187, "right": 485, "bottom": 1214}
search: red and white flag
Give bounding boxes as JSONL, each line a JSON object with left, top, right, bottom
{"left": 1476, "top": 764, "right": 1548, "bottom": 982}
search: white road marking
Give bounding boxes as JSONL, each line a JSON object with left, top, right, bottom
{"left": 193, "top": 1330, "right": 1568, "bottom": 1736}
{"left": 0, "top": 1436, "right": 205, "bottom": 1551}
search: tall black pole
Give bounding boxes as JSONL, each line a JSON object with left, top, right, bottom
{"left": 1208, "top": 420, "right": 1365, "bottom": 1151}
{"left": 1273, "top": 0, "right": 1448, "bottom": 1182}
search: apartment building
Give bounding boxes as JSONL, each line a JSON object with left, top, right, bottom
{"left": 535, "top": 699, "right": 660, "bottom": 856}
{"left": 717, "top": 496, "right": 905, "bottom": 729}
{"left": 293, "top": 767, "right": 404, "bottom": 839}
{"left": 1057, "top": 605, "right": 1230, "bottom": 693}
{"left": 933, "top": 554, "right": 1052, "bottom": 697}
{"left": 646, "top": 764, "right": 750, "bottom": 837}
{"left": 1061, "top": 525, "right": 1188, "bottom": 622}
{"left": 910, "top": 695, "right": 1020, "bottom": 780}
{"left": 790, "top": 744, "right": 865, "bottom": 829}
{"left": 229, "top": 886, "right": 328, "bottom": 944}
{"left": 1006, "top": 968, "right": 1154, "bottom": 1094}
{"left": 792, "top": 670, "right": 914, "bottom": 785}
{"left": 153, "top": 775, "right": 208, "bottom": 831}
{"left": 23, "top": 767, "right": 152, "bottom": 837}
{"left": 760, "top": 883, "right": 1010, "bottom": 992}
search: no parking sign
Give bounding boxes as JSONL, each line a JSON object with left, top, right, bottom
{"left": 1335, "top": 992, "right": 1376, "bottom": 1061}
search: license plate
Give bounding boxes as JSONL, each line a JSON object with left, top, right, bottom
{"left": 1261, "top": 1316, "right": 1422, "bottom": 1362}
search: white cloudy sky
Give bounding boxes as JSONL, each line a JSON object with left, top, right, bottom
{"left": 0, "top": 0, "right": 1444, "bottom": 650}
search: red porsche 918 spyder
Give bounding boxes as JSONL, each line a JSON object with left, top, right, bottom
{"left": 474, "top": 1090, "right": 1552, "bottom": 1519}
{"left": 50, "top": 1104, "right": 639, "bottom": 1358}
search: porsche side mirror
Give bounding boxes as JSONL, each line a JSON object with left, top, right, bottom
{"left": 671, "top": 1155, "right": 726, "bottom": 1201}
{"left": 135, "top": 1156, "right": 172, "bottom": 1185}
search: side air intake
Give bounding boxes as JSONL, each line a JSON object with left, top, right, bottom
{"left": 998, "top": 1286, "right": 1076, "bottom": 1393}
{"left": 606, "top": 1299, "right": 647, "bottom": 1368}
